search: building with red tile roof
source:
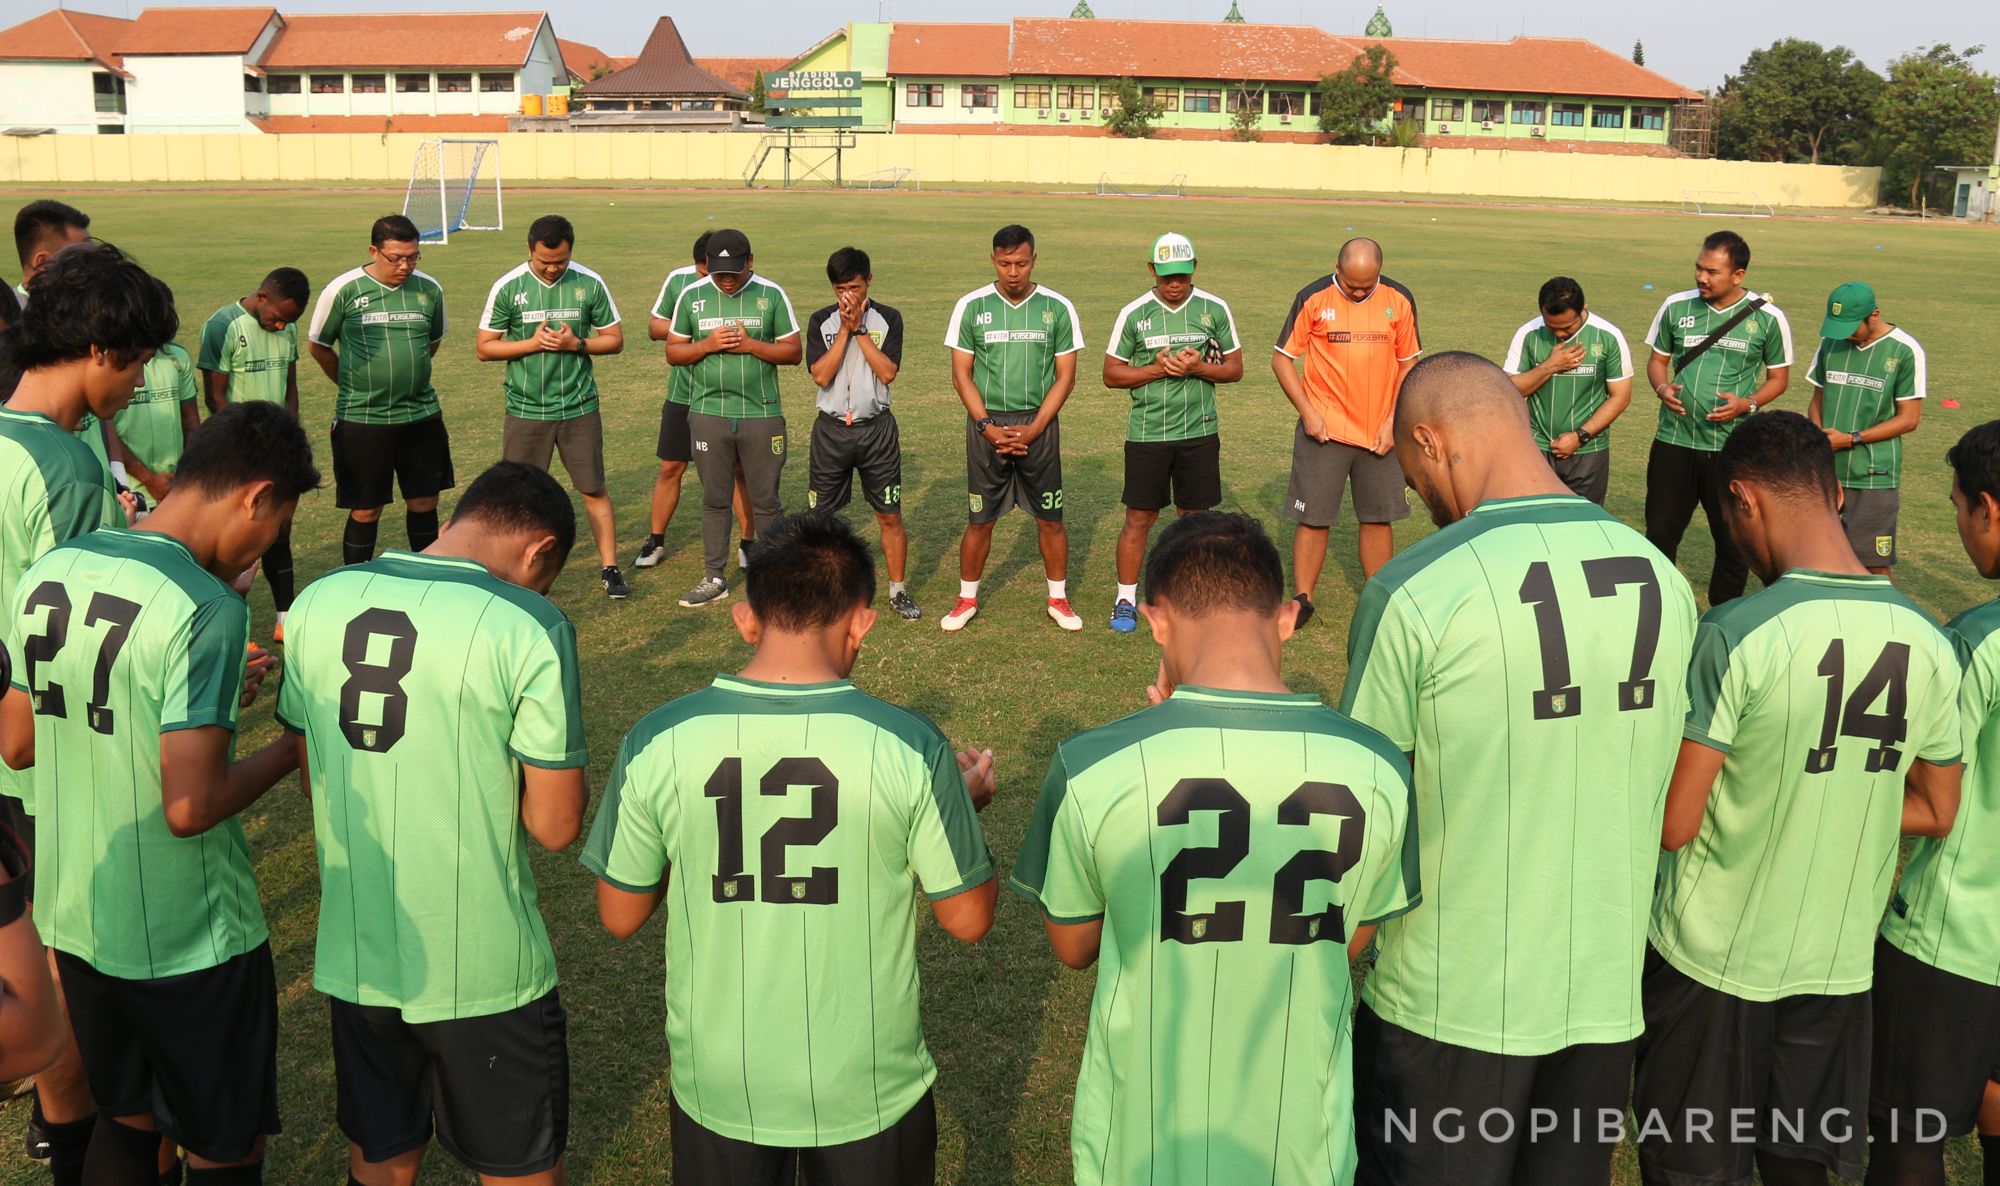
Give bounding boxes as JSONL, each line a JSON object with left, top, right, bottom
{"left": 696, "top": 56, "right": 791, "bottom": 95}
{"left": 572, "top": 17, "right": 752, "bottom": 126}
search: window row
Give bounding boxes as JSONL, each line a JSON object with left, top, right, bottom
{"left": 265, "top": 73, "right": 516, "bottom": 96}
{"left": 1427, "top": 97, "right": 1667, "bottom": 130}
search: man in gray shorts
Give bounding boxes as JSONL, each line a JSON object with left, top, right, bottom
{"left": 1806, "top": 281, "right": 1927, "bottom": 577}
{"left": 805, "top": 246, "right": 919, "bottom": 621}
{"left": 477, "top": 213, "right": 628, "bottom": 597}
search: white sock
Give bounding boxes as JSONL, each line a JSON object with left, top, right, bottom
{"left": 1048, "top": 579, "right": 1067, "bottom": 601}
{"left": 959, "top": 579, "right": 979, "bottom": 601}
{"left": 110, "top": 460, "right": 130, "bottom": 485}
{"left": 274, "top": 611, "right": 287, "bottom": 626}
{"left": 890, "top": 581, "right": 906, "bottom": 596}
{"left": 1116, "top": 582, "right": 1138, "bottom": 605}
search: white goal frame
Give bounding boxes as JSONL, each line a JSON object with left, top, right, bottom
{"left": 1679, "top": 189, "right": 1774, "bottom": 218}
{"left": 403, "top": 138, "right": 504, "bottom": 244}
{"left": 1097, "top": 171, "right": 1188, "bottom": 198}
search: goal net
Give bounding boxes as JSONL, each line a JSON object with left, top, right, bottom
{"left": 1679, "top": 189, "right": 1775, "bottom": 218}
{"left": 1097, "top": 172, "right": 1188, "bottom": 198}
{"left": 855, "top": 166, "right": 922, "bottom": 191}
{"left": 403, "top": 138, "right": 503, "bottom": 244}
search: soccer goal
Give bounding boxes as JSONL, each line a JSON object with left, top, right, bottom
{"left": 403, "top": 138, "right": 503, "bottom": 244}
{"left": 1679, "top": 189, "right": 1775, "bottom": 218}
{"left": 855, "top": 166, "right": 922, "bottom": 191}
{"left": 1097, "top": 172, "right": 1188, "bottom": 198}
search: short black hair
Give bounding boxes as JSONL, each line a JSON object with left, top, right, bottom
{"left": 993, "top": 224, "right": 1035, "bottom": 252}
{"left": 14, "top": 200, "right": 89, "bottom": 267}
{"left": 528, "top": 214, "right": 574, "bottom": 250}
{"left": 3, "top": 241, "right": 177, "bottom": 371}
{"left": 1538, "top": 276, "right": 1586, "bottom": 316}
{"left": 260, "top": 266, "right": 309, "bottom": 308}
{"left": 1717, "top": 410, "right": 1836, "bottom": 505}
{"left": 826, "top": 246, "right": 871, "bottom": 285}
{"left": 692, "top": 230, "right": 712, "bottom": 264}
{"left": 1143, "top": 512, "right": 1286, "bottom": 617}
{"left": 175, "top": 400, "right": 321, "bottom": 504}
{"left": 450, "top": 461, "right": 578, "bottom": 567}
{"left": 745, "top": 512, "right": 875, "bottom": 631}
{"left": 1702, "top": 230, "right": 1750, "bottom": 271}
{"left": 1948, "top": 422, "right": 2000, "bottom": 508}
{"left": 371, "top": 214, "right": 421, "bottom": 247}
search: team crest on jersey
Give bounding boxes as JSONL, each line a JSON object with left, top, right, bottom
{"left": 573, "top": 285, "right": 586, "bottom": 303}
{"left": 1042, "top": 309, "right": 1056, "bottom": 326}
{"left": 361, "top": 727, "right": 378, "bottom": 748}
{"left": 1191, "top": 918, "right": 1209, "bottom": 939}
{"left": 771, "top": 435, "right": 785, "bottom": 456}
{"left": 1385, "top": 305, "right": 1397, "bottom": 320}
{"left": 417, "top": 293, "right": 429, "bottom": 308}
{"left": 1307, "top": 918, "right": 1321, "bottom": 939}
{"left": 1877, "top": 536, "right": 1894, "bottom": 557}
{"left": 790, "top": 882, "right": 807, "bottom": 900}
{"left": 1590, "top": 342, "right": 1604, "bottom": 358}
{"left": 722, "top": 882, "right": 739, "bottom": 899}
{"left": 1199, "top": 312, "right": 1214, "bottom": 328}
{"left": 756, "top": 296, "right": 772, "bottom": 313}
{"left": 1548, "top": 692, "right": 1569, "bottom": 715}
{"left": 1886, "top": 357, "right": 1900, "bottom": 372}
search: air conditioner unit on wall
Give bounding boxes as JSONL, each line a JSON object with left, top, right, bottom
{"left": 1280, "top": 113, "right": 1291, "bottom": 124}
{"left": 1530, "top": 126, "right": 1545, "bottom": 137}
{"left": 1438, "top": 123, "right": 1451, "bottom": 133}
{"left": 1100, "top": 107, "right": 1112, "bottom": 118}
{"left": 1037, "top": 107, "right": 1050, "bottom": 118}
{"left": 1481, "top": 119, "right": 1493, "bottom": 130}
{"left": 1059, "top": 110, "right": 1071, "bottom": 121}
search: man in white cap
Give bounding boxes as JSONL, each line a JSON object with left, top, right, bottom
{"left": 1101, "top": 233, "right": 1242, "bottom": 632}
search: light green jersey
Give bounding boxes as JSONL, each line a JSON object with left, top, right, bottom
{"left": 1655, "top": 570, "right": 1961, "bottom": 1000}
{"left": 1011, "top": 688, "right": 1417, "bottom": 1186}
{"left": 581, "top": 676, "right": 992, "bottom": 1147}
{"left": 277, "top": 552, "right": 585, "bottom": 1021}
{"left": 1106, "top": 288, "right": 1240, "bottom": 442}
{"left": 479, "top": 261, "right": 620, "bottom": 421}
{"left": 944, "top": 283, "right": 1083, "bottom": 414}
{"left": 5, "top": 528, "right": 258, "bottom": 978}
{"left": 1342, "top": 495, "right": 1698, "bottom": 1054}
{"left": 113, "top": 343, "right": 196, "bottom": 476}
{"left": 308, "top": 266, "right": 448, "bottom": 425}
{"left": 1502, "top": 312, "right": 1634, "bottom": 455}
{"left": 652, "top": 264, "right": 702, "bottom": 407}
{"left": 667, "top": 274, "right": 799, "bottom": 420}
{"left": 70, "top": 415, "right": 121, "bottom": 527}
{"left": 197, "top": 300, "right": 298, "bottom": 406}
{"left": 1882, "top": 597, "right": 2000, "bottom": 985}
{"left": 1646, "top": 290, "right": 1794, "bottom": 451}
{"left": 1808, "top": 327, "right": 1925, "bottom": 491}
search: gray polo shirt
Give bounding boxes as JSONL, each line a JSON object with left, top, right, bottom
{"left": 805, "top": 300, "right": 903, "bottom": 423}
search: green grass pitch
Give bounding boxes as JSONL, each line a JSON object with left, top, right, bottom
{"left": 3, "top": 185, "right": 1998, "bottom": 1184}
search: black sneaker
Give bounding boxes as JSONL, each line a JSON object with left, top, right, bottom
{"left": 633, "top": 537, "right": 664, "bottom": 568}
{"left": 26, "top": 1090, "right": 50, "bottom": 1163}
{"left": 603, "top": 566, "right": 630, "bottom": 599}
{"left": 1292, "top": 592, "right": 1316, "bottom": 630}
{"left": 890, "top": 590, "right": 921, "bottom": 620}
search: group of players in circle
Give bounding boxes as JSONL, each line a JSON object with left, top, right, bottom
{"left": 0, "top": 193, "right": 1988, "bottom": 1186}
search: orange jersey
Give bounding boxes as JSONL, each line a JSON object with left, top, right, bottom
{"left": 1275, "top": 275, "right": 1422, "bottom": 447}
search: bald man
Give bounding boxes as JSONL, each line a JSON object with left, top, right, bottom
{"left": 1341, "top": 351, "right": 1697, "bottom": 1186}
{"left": 1272, "top": 238, "right": 1419, "bottom": 623}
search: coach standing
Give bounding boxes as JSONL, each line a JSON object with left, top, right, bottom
{"left": 309, "top": 213, "right": 452, "bottom": 565}
{"left": 1642, "top": 229, "right": 1791, "bottom": 604}
{"left": 1806, "top": 281, "right": 1926, "bottom": 576}
{"left": 1273, "top": 237, "right": 1418, "bottom": 625}
{"left": 1502, "top": 276, "right": 1633, "bottom": 505}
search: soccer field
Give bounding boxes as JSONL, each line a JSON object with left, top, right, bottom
{"left": 5, "top": 185, "right": 2000, "bottom": 1185}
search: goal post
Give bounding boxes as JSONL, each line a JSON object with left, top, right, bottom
{"left": 1679, "top": 189, "right": 1775, "bottom": 218}
{"left": 1097, "top": 171, "right": 1188, "bottom": 198}
{"left": 403, "top": 138, "right": 504, "bottom": 244}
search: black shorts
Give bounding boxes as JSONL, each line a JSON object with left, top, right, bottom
{"left": 1871, "top": 936, "right": 2000, "bottom": 1140}
{"left": 657, "top": 399, "right": 693, "bottom": 463}
{"left": 1123, "top": 434, "right": 1222, "bottom": 512}
{"left": 331, "top": 415, "right": 455, "bottom": 510}
{"left": 967, "top": 410, "right": 1062, "bottom": 524}
{"left": 1632, "top": 945, "right": 1871, "bottom": 1184}
{"left": 331, "top": 988, "right": 568, "bottom": 1177}
{"left": 0, "top": 795, "right": 30, "bottom": 879}
{"left": 809, "top": 411, "right": 904, "bottom": 515}
{"left": 1353, "top": 1002, "right": 1633, "bottom": 1186}
{"left": 55, "top": 942, "right": 280, "bottom": 1164}
{"left": 669, "top": 1088, "right": 935, "bottom": 1186}
{"left": 1840, "top": 486, "right": 1900, "bottom": 567}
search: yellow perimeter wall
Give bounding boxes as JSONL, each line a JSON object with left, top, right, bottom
{"left": 0, "top": 132, "right": 1881, "bottom": 208}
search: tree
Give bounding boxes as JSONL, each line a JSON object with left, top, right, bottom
{"left": 1876, "top": 43, "right": 2000, "bottom": 207}
{"left": 1316, "top": 44, "right": 1399, "bottom": 144}
{"left": 1632, "top": 40, "right": 1645, "bottom": 66}
{"left": 1228, "top": 83, "right": 1263, "bottom": 142}
{"left": 750, "top": 70, "right": 767, "bottom": 110}
{"left": 1104, "top": 77, "right": 1164, "bottom": 138}
{"left": 1714, "top": 39, "right": 1881, "bottom": 164}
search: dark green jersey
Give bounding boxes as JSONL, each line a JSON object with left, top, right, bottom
{"left": 1342, "top": 495, "right": 1698, "bottom": 1054}
{"left": 652, "top": 265, "right": 702, "bottom": 407}
{"left": 667, "top": 274, "right": 799, "bottom": 420}
{"left": 478, "top": 261, "right": 620, "bottom": 421}
{"left": 308, "top": 266, "right": 448, "bottom": 425}
{"left": 1808, "top": 327, "right": 1925, "bottom": 490}
{"left": 5, "top": 528, "right": 258, "bottom": 978}
{"left": 1882, "top": 597, "right": 2000, "bottom": 984}
{"left": 1655, "top": 571, "right": 1961, "bottom": 1000}
{"left": 197, "top": 300, "right": 297, "bottom": 405}
{"left": 113, "top": 343, "right": 196, "bottom": 475}
{"left": 276, "top": 552, "right": 585, "bottom": 1021}
{"left": 581, "top": 676, "right": 992, "bottom": 1147}
{"left": 1646, "top": 290, "right": 1793, "bottom": 450}
{"left": 1106, "top": 288, "right": 1240, "bottom": 442}
{"left": 944, "top": 283, "right": 1082, "bottom": 414}
{"left": 1011, "top": 688, "right": 1417, "bottom": 1186}
{"left": 1501, "top": 313, "right": 1634, "bottom": 454}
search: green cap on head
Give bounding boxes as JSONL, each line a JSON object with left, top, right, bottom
{"left": 1820, "top": 281, "right": 1876, "bottom": 339}
{"left": 1150, "top": 232, "right": 1197, "bottom": 276}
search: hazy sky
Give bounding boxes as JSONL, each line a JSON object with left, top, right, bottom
{"left": 6, "top": 0, "right": 1990, "bottom": 93}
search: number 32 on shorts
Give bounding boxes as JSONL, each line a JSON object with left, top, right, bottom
{"left": 1039, "top": 489, "right": 1065, "bottom": 511}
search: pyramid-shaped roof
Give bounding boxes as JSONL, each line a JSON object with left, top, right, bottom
{"left": 576, "top": 16, "right": 743, "bottom": 97}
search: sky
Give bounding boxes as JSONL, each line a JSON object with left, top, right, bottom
{"left": 4, "top": 0, "right": 1991, "bottom": 92}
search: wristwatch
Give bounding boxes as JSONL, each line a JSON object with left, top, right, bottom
{"left": 1575, "top": 427, "right": 1596, "bottom": 446}
{"left": 975, "top": 416, "right": 996, "bottom": 433}
{"left": 1850, "top": 430, "right": 1865, "bottom": 449}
